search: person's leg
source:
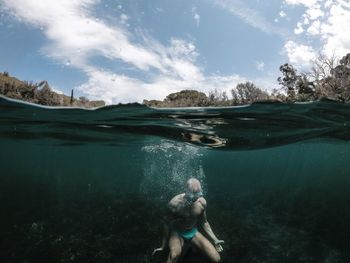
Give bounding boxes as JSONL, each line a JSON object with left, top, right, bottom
{"left": 167, "top": 231, "right": 184, "bottom": 263}
{"left": 191, "top": 232, "right": 221, "bottom": 262}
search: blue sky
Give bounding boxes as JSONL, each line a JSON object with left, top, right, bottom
{"left": 0, "top": 0, "right": 349, "bottom": 103}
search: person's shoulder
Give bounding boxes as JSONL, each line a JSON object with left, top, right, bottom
{"left": 168, "top": 193, "right": 184, "bottom": 207}
{"left": 197, "top": 197, "right": 207, "bottom": 209}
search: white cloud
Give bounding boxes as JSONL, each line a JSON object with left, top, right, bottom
{"left": 78, "top": 70, "right": 246, "bottom": 104}
{"left": 1, "top": 0, "right": 249, "bottom": 103}
{"left": 255, "top": 61, "right": 265, "bottom": 71}
{"left": 120, "top": 14, "right": 128, "bottom": 25}
{"left": 284, "top": 40, "right": 316, "bottom": 69}
{"left": 279, "top": 11, "right": 287, "bottom": 18}
{"left": 169, "top": 39, "right": 199, "bottom": 62}
{"left": 306, "top": 5, "right": 324, "bottom": 20}
{"left": 1, "top": 0, "right": 168, "bottom": 73}
{"left": 320, "top": 2, "right": 350, "bottom": 58}
{"left": 284, "top": 0, "right": 350, "bottom": 60}
{"left": 284, "top": 0, "right": 319, "bottom": 8}
{"left": 77, "top": 70, "right": 172, "bottom": 104}
{"left": 306, "top": 20, "right": 321, "bottom": 35}
{"left": 194, "top": 14, "right": 200, "bottom": 26}
{"left": 211, "top": 0, "right": 289, "bottom": 38}
{"left": 154, "top": 7, "right": 163, "bottom": 13}
{"left": 294, "top": 22, "right": 304, "bottom": 34}
{"left": 252, "top": 73, "right": 280, "bottom": 93}
{"left": 192, "top": 7, "right": 200, "bottom": 26}
{"left": 324, "top": 0, "right": 333, "bottom": 9}
{"left": 203, "top": 74, "right": 247, "bottom": 94}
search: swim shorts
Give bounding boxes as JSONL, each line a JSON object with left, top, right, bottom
{"left": 177, "top": 227, "right": 198, "bottom": 241}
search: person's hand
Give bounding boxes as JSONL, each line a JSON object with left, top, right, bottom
{"left": 214, "top": 240, "right": 224, "bottom": 252}
{"left": 152, "top": 247, "right": 164, "bottom": 256}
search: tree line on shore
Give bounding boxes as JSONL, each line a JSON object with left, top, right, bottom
{"left": 1, "top": 52, "right": 350, "bottom": 108}
{"left": 144, "top": 52, "right": 350, "bottom": 107}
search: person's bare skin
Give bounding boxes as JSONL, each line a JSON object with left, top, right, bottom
{"left": 153, "top": 178, "right": 224, "bottom": 263}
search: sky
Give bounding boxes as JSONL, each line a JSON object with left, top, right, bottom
{"left": 0, "top": 0, "right": 349, "bottom": 104}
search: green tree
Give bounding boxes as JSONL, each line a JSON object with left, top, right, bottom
{"left": 231, "top": 82, "right": 269, "bottom": 105}
{"left": 208, "top": 89, "right": 230, "bottom": 106}
{"left": 277, "top": 63, "right": 315, "bottom": 101}
{"left": 164, "top": 90, "right": 208, "bottom": 107}
{"left": 320, "top": 53, "right": 350, "bottom": 101}
{"left": 277, "top": 63, "right": 299, "bottom": 100}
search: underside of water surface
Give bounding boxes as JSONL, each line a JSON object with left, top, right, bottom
{"left": 1, "top": 96, "right": 350, "bottom": 262}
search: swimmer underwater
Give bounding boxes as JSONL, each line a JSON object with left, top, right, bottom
{"left": 153, "top": 178, "right": 224, "bottom": 262}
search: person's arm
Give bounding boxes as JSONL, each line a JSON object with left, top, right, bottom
{"left": 152, "top": 220, "right": 170, "bottom": 255}
{"left": 199, "top": 203, "right": 224, "bottom": 252}
{"left": 152, "top": 203, "right": 174, "bottom": 255}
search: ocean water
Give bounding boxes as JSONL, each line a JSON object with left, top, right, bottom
{"left": 1, "top": 95, "right": 350, "bottom": 262}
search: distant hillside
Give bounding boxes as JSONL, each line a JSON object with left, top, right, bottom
{"left": 0, "top": 72, "right": 105, "bottom": 108}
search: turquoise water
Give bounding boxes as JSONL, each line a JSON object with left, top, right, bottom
{"left": 1, "top": 96, "right": 350, "bottom": 262}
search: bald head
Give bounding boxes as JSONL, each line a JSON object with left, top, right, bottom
{"left": 186, "top": 178, "right": 202, "bottom": 193}
{"left": 185, "top": 178, "right": 203, "bottom": 204}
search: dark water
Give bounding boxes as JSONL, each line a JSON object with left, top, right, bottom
{"left": 1, "top": 95, "right": 350, "bottom": 262}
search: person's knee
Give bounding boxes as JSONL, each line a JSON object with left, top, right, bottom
{"left": 212, "top": 253, "right": 221, "bottom": 263}
{"left": 170, "top": 248, "right": 181, "bottom": 262}
{"left": 208, "top": 249, "right": 221, "bottom": 263}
